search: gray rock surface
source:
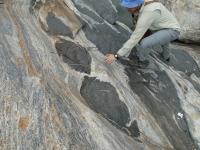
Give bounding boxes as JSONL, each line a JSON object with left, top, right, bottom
{"left": 55, "top": 40, "right": 91, "bottom": 74}
{"left": 110, "top": 0, "right": 133, "bottom": 28}
{"left": 46, "top": 12, "right": 73, "bottom": 38}
{"left": 72, "top": 0, "right": 118, "bottom": 24}
{"left": 0, "top": 0, "right": 199, "bottom": 149}
{"left": 161, "top": 0, "right": 200, "bottom": 44}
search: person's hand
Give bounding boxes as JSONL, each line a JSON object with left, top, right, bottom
{"left": 105, "top": 54, "right": 116, "bottom": 64}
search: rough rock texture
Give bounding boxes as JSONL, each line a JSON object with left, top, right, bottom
{"left": 55, "top": 39, "right": 91, "bottom": 74}
{"left": 161, "top": 0, "right": 200, "bottom": 44}
{"left": 110, "top": 0, "right": 133, "bottom": 28}
{"left": 0, "top": 0, "right": 200, "bottom": 149}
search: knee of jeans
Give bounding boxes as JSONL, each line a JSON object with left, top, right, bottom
{"left": 140, "top": 40, "right": 151, "bottom": 49}
{"left": 170, "top": 29, "right": 181, "bottom": 40}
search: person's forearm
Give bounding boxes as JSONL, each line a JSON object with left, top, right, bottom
{"left": 116, "top": 23, "right": 149, "bottom": 57}
{"left": 116, "top": 10, "right": 160, "bottom": 57}
{"left": 117, "top": 33, "right": 141, "bottom": 57}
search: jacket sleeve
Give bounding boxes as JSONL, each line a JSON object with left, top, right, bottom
{"left": 117, "top": 10, "right": 161, "bottom": 57}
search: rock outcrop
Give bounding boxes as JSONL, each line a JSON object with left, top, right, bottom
{"left": 161, "top": 0, "right": 200, "bottom": 44}
{"left": 0, "top": 0, "right": 200, "bottom": 149}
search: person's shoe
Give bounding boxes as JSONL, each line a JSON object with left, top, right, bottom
{"left": 138, "top": 60, "right": 150, "bottom": 68}
{"left": 162, "top": 56, "right": 171, "bottom": 64}
{"left": 160, "top": 53, "right": 171, "bottom": 63}
{"left": 131, "top": 56, "right": 149, "bottom": 68}
{"left": 118, "top": 56, "right": 149, "bottom": 68}
{"left": 165, "top": 57, "right": 170, "bottom": 62}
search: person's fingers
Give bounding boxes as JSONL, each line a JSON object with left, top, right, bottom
{"left": 105, "top": 57, "right": 110, "bottom": 63}
{"left": 108, "top": 59, "right": 114, "bottom": 64}
{"left": 105, "top": 56, "right": 111, "bottom": 60}
{"left": 108, "top": 59, "right": 112, "bottom": 63}
{"left": 107, "top": 60, "right": 111, "bottom": 64}
{"left": 106, "top": 59, "right": 112, "bottom": 64}
{"left": 105, "top": 55, "right": 116, "bottom": 64}
{"left": 104, "top": 56, "right": 107, "bottom": 61}
{"left": 105, "top": 58, "right": 110, "bottom": 63}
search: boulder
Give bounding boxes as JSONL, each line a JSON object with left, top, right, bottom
{"left": 161, "top": 0, "right": 200, "bottom": 44}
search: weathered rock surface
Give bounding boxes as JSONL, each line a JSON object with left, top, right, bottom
{"left": 161, "top": 0, "right": 200, "bottom": 44}
{"left": 0, "top": 0, "right": 200, "bottom": 149}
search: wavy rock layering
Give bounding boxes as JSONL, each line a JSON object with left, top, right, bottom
{"left": 0, "top": 0, "right": 200, "bottom": 149}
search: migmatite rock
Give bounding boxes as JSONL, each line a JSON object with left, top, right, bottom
{"left": 0, "top": 0, "right": 199, "bottom": 149}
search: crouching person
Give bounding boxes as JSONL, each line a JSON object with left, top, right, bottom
{"left": 105, "top": 0, "right": 180, "bottom": 67}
